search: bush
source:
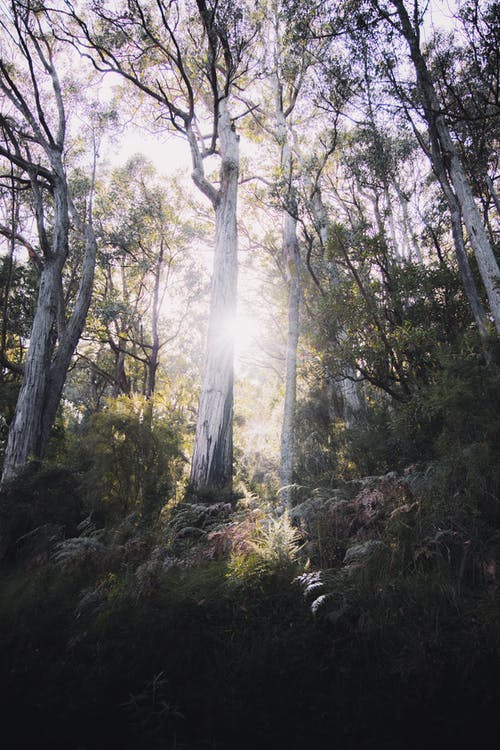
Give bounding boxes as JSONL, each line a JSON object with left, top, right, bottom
{"left": 70, "top": 394, "right": 187, "bottom": 524}
{"left": 0, "top": 463, "right": 83, "bottom": 562}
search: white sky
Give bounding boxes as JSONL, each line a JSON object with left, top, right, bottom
{"left": 424, "top": 0, "right": 459, "bottom": 39}
{"left": 105, "top": 125, "right": 191, "bottom": 176}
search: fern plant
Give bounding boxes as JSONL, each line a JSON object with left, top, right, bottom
{"left": 250, "top": 512, "right": 303, "bottom": 565}
{"left": 227, "top": 511, "right": 304, "bottom": 582}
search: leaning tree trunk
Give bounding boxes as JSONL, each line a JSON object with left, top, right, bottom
{"left": 189, "top": 100, "right": 239, "bottom": 499}
{"left": 390, "top": 0, "right": 500, "bottom": 336}
{"left": 430, "top": 141, "right": 490, "bottom": 350}
{"left": 41, "top": 221, "right": 97, "bottom": 445}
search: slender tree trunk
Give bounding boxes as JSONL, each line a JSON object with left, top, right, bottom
{"left": 146, "top": 239, "right": 164, "bottom": 399}
{"left": 486, "top": 175, "right": 500, "bottom": 217}
{"left": 147, "top": 337, "right": 160, "bottom": 400}
{"left": 189, "top": 99, "right": 239, "bottom": 498}
{"left": 433, "top": 155, "right": 490, "bottom": 349}
{"left": 279, "top": 210, "right": 300, "bottom": 507}
{"left": 389, "top": 0, "right": 500, "bottom": 336}
{"left": 111, "top": 342, "right": 129, "bottom": 396}
{"left": 271, "top": 51, "right": 303, "bottom": 508}
{"left": 1, "top": 189, "right": 17, "bottom": 366}
{"left": 383, "top": 183, "right": 399, "bottom": 257}
{"left": 393, "top": 179, "right": 423, "bottom": 264}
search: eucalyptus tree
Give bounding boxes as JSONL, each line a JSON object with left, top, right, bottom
{"left": 60, "top": 0, "right": 257, "bottom": 498}
{"left": 0, "top": 0, "right": 98, "bottom": 484}
{"left": 263, "top": 1, "right": 305, "bottom": 506}
{"left": 237, "top": 0, "right": 331, "bottom": 503}
{"left": 285, "top": 0, "right": 500, "bottom": 339}
{"left": 364, "top": 0, "right": 500, "bottom": 336}
{"left": 328, "top": 24, "right": 491, "bottom": 353}
{"left": 239, "top": 0, "right": 363, "bottom": 498}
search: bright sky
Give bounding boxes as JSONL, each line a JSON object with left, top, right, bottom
{"left": 424, "top": 0, "right": 459, "bottom": 39}
{"left": 107, "top": 125, "right": 191, "bottom": 176}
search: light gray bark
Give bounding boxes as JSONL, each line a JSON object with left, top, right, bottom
{"left": 146, "top": 239, "right": 164, "bottom": 399}
{"left": 60, "top": 0, "right": 242, "bottom": 498}
{"left": 393, "top": 179, "right": 423, "bottom": 264}
{"left": 1, "top": 178, "right": 97, "bottom": 483}
{"left": 272, "top": 56, "right": 302, "bottom": 508}
{"left": 430, "top": 143, "right": 490, "bottom": 349}
{"left": 279, "top": 209, "right": 300, "bottom": 507}
{"left": 383, "top": 184, "right": 399, "bottom": 258}
{"left": 189, "top": 99, "right": 239, "bottom": 498}
{"left": 486, "top": 175, "right": 500, "bottom": 218}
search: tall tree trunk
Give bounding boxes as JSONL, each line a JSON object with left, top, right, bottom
{"left": 393, "top": 179, "right": 423, "bottom": 264}
{"left": 1, "top": 188, "right": 97, "bottom": 485}
{"left": 432, "top": 149, "right": 490, "bottom": 350}
{"left": 389, "top": 0, "right": 500, "bottom": 336}
{"left": 146, "top": 239, "right": 164, "bottom": 399}
{"left": 272, "top": 48, "right": 303, "bottom": 509}
{"left": 279, "top": 210, "right": 300, "bottom": 508}
{"left": 2, "top": 258, "right": 62, "bottom": 478}
{"left": 189, "top": 99, "right": 239, "bottom": 498}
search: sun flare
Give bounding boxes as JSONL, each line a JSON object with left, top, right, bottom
{"left": 222, "top": 312, "right": 260, "bottom": 360}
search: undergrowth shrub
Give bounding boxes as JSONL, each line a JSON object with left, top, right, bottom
{"left": 340, "top": 343, "right": 500, "bottom": 483}
{"left": 0, "top": 463, "right": 83, "bottom": 561}
{"left": 71, "top": 394, "right": 186, "bottom": 524}
{"left": 227, "top": 511, "right": 304, "bottom": 583}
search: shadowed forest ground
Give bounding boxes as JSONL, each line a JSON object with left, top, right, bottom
{"left": 1, "top": 451, "right": 500, "bottom": 749}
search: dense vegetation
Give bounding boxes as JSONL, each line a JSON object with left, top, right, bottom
{"left": 1, "top": 0, "right": 499, "bottom": 747}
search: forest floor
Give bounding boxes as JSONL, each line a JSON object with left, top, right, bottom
{"left": 1, "top": 465, "right": 500, "bottom": 749}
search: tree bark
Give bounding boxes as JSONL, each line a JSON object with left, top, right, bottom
{"left": 486, "top": 175, "right": 500, "bottom": 218}
{"left": 279, "top": 210, "right": 300, "bottom": 507}
{"left": 0, "top": 6, "right": 98, "bottom": 486}
{"left": 1, "top": 182, "right": 97, "bottom": 483}
{"left": 188, "top": 99, "right": 239, "bottom": 498}
{"left": 431, "top": 146, "right": 490, "bottom": 350}
{"left": 393, "top": 179, "right": 423, "bottom": 264}
{"left": 2, "top": 257, "right": 62, "bottom": 476}
{"left": 146, "top": 239, "right": 164, "bottom": 399}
